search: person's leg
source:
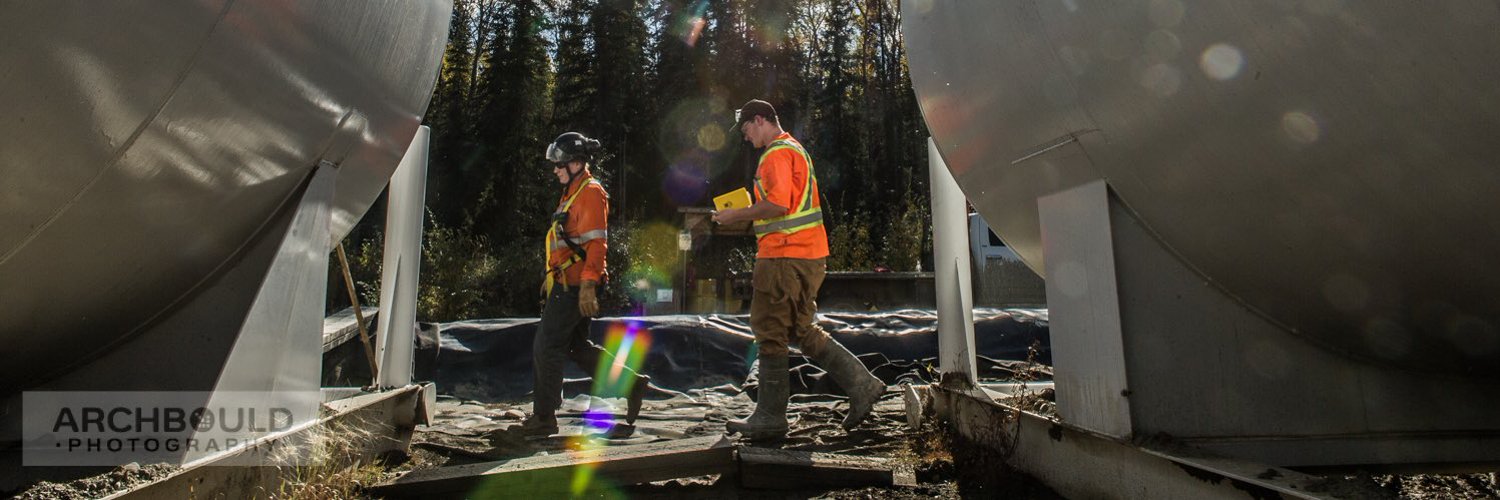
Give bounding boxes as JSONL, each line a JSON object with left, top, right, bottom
{"left": 790, "top": 258, "right": 884, "bottom": 431}
{"left": 727, "top": 259, "right": 794, "bottom": 439}
{"left": 523, "top": 287, "right": 581, "bottom": 436}
{"left": 564, "top": 323, "right": 601, "bottom": 379}
{"left": 565, "top": 319, "right": 652, "bottom": 424}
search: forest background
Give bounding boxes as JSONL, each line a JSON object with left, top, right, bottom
{"left": 334, "top": 0, "right": 933, "bottom": 321}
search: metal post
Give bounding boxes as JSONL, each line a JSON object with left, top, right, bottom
{"left": 1038, "top": 179, "right": 1131, "bottom": 438}
{"left": 928, "top": 138, "right": 979, "bottom": 384}
{"left": 377, "top": 126, "right": 429, "bottom": 388}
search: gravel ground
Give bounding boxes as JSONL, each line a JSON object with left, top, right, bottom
{"left": 14, "top": 463, "right": 178, "bottom": 500}
{"left": 1362, "top": 472, "right": 1500, "bottom": 499}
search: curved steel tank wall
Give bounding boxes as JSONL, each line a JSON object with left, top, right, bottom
{"left": 902, "top": 1, "right": 1500, "bottom": 374}
{"left": 0, "top": 1, "right": 450, "bottom": 389}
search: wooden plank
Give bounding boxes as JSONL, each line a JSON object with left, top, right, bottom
{"left": 111, "top": 386, "right": 424, "bottom": 500}
{"left": 373, "top": 434, "right": 736, "bottom": 498}
{"left": 322, "top": 305, "right": 378, "bottom": 353}
{"left": 736, "top": 447, "right": 907, "bottom": 489}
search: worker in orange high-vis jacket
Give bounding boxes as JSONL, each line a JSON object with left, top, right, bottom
{"left": 712, "top": 100, "right": 885, "bottom": 440}
{"left": 519, "top": 132, "right": 650, "bottom": 437}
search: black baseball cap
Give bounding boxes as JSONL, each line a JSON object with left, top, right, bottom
{"left": 734, "top": 99, "right": 777, "bottom": 129}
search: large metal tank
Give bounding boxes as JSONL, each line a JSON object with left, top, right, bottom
{"left": 0, "top": 1, "right": 451, "bottom": 392}
{"left": 903, "top": 1, "right": 1500, "bottom": 375}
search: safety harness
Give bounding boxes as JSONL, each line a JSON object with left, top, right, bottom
{"left": 542, "top": 178, "right": 606, "bottom": 296}
{"left": 752, "top": 138, "right": 824, "bottom": 237}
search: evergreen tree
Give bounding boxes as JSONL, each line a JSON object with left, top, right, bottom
{"left": 644, "top": 0, "right": 723, "bottom": 218}
{"left": 701, "top": 0, "right": 740, "bottom": 94}
{"left": 811, "top": 0, "right": 865, "bottom": 217}
{"left": 426, "top": 0, "right": 477, "bottom": 229}
{"left": 747, "top": 0, "right": 808, "bottom": 131}
{"left": 552, "top": 0, "right": 594, "bottom": 133}
{"left": 472, "top": 0, "right": 554, "bottom": 237}
{"left": 585, "top": 0, "right": 651, "bottom": 213}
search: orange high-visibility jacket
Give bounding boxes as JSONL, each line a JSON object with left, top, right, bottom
{"left": 546, "top": 172, "right": 608, "bottom": 287}
{"left": 752, "top": 132, "right": 829, "bottom": 259}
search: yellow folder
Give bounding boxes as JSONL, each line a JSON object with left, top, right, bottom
{"left": 713, "top": 188, "right": 752, "bottom": 211}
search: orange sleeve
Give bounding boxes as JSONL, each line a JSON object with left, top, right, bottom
{"left": 758, "top": 149, "right": 802, "bottom": 212}
{"left": 573, "top": 185, "right": 609, "bottom": 283}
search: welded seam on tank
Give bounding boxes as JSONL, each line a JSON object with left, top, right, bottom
{"left": 0, "top": 0, "right": 240, "bottom": 267}
{"left": 1009, "top": 129, "right": 1099, "bottom": 165}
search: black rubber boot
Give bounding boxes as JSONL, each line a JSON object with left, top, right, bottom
{"left": 517, "top": 412, "right": 558, "bottom": 437}
{"left": 812, "top": 341, "right": 886, "bottom": 430}
{"left": 726, "top": 354, "right": 790, "bottom": 440}
{"left": 626, "top": 374, "right": 650, "bottom": 425}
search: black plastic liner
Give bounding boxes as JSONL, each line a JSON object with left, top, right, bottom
{"left": 325, "top": 309, "right": 1049, "bottom": 402}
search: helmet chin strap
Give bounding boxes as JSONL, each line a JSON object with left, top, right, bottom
{"left": 559, "top": 161, "right": 585, "bottom": 186}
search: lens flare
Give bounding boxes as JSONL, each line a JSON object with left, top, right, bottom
{"left": 565, "top": 438, "right": 609, "bottom": 497}
{"left": 582, "top": 408, "right": 616, "bottom": 432}
{"left": 470, "top": 442, "right": 623, "bottom": 498}
{"left": 1281, "top": 111, "right": 1321, "bottom": 144}
{"left": 551, "top": 322, "right": 652, "bottom": 497}
{"left": 1138, "top": 63, "right": 1182, "bottom": 97}
{"left": 696, "top": 123, "right": 726, "bottom": 152}
{"left": 662, "top": 162, "right": 708, "bottom": 206}
{"left": 679, "top": 0, "right": 710, "bottom": 47}
{"left": 594, "top": 321, "right": 652, "bottom": 401}
{"left": 684, "top": 17, "right": 706, "bottom": 47}
{"left": 631, "top": 223, "right": 684, "bottom": 274}
{"left": 1200, "top": 43, "right": 1245, "bottom": 80}
{"left": 655, "top": 98, "right": 727, "bottom": 161}
{"left": 622, "top": 265, "right": 672, "bottom": 304}
{"left": 569, "top": 461, "right": 598, "bottom": 496}
{"left": 610, "top": 333, "right": 637, "bottom": 381}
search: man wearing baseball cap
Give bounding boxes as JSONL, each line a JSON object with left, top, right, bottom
{"left": 713, "top": 99, "right": 886, "bottom": 440}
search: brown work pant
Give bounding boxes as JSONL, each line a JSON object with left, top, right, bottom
{"left": 750, "top": 257, "right": 834, "bottom": 358}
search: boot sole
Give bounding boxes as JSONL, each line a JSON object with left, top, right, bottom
{"left": 725, "top": 421, "right": 789, "bottom": 440}
{"left": 517, "top": 428, "right": 559, "bottom": 438}
{"left": 729, "top": 427, "right": 789, "bottom": 441}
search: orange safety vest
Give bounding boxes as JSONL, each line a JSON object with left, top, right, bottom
{"left": 752, "top": 135, "right": 829, "bottom": 259}
{"left": 753, "top": 137, "right": 825, "bottom": 236}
